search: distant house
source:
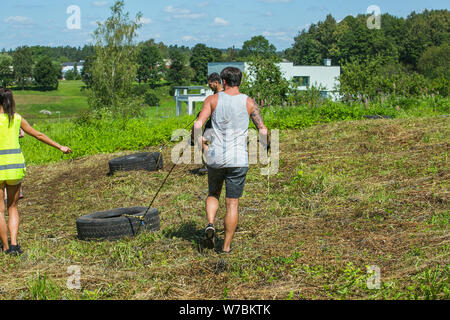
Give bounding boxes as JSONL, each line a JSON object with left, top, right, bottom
{"left": 207, "top": 59, "right": 340, "bottom": 100}
{"left": 62, "top": 61, "right": 84, "bottom": 77}
{"left": 278, "top": 60, "right": 340, "bottom": 100}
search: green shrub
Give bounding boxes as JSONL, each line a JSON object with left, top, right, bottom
{"left": 21, "top": 114, "right": 195, "bottom": 164}
{"left": 144, "top": 91, "right": 160, "bottom": 106}
{"left": 131, "top": 84, "right": 150, "bottom": 97}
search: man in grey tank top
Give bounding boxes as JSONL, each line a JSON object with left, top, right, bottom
{"left": 193, "top": 67, "right": 269, "bottom": 253}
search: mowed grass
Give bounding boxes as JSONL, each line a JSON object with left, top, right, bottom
{"left": 0, "top": 116, "right": 448, "bottom": 300}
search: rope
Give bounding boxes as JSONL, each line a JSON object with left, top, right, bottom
{"left": 132, "top": 116, "right": 198, "bottom": 236}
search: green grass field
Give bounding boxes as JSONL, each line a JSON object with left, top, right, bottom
{"left": 13, "top": 81, "right": 89, "bottom": 121}
{"left": 13, "top": 81, "right": 186, "bottom": 122}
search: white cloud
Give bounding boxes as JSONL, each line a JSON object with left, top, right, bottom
{"left": 93, "top": 1, "right": 108, "bottom": 7}
{"left": 262, "top": 31, "right": 291, "bottom": 42}
{"left": 262, "top": 31, "right": 286, "bottom": 37}
{"left": 138, "top": 17, "right": 152, "bottom": 25}
{"left": 182, "top": 35, "right": 198, "bottom": 42}
{"left": 213, "top": 17, "right": 229, "bottom": 26}
{"left": 4, "top": 16, "right": 34, "bottom": 25}
{"left": 176, "top": 13, "right": 206, "bottom": 19}
{"left": 164, "top": 5, "right": 205, "bottom": 20}
{"left": 164, "top": 5, "right": 190, "bottom": 14}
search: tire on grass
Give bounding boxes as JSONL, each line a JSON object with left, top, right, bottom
{"left": 108, "top": 152, "right": 163, "bottom": 175}
{"left": 76, "top": 207, "right": 160, "bottom": 240}
{"left": 363, "top": 115, "right": 393, "bottom": 120}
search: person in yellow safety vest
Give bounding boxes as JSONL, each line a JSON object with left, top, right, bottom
{"left": 3, "top": 128, "right": 25, "bottom": 203}
{"left": 0, "top": 88, "right": 72, "bottom": 255}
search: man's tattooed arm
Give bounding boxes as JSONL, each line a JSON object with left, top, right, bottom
{"left": 249, "top": 99, "right": 270, "bottom": 149}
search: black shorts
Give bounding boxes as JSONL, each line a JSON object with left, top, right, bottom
{"left": 207, "top": 166, "right": 249, "bottom": 199}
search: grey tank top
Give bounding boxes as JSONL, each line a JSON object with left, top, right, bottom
{"left": 205, "top": 92, "right": 249, "bottom": 168}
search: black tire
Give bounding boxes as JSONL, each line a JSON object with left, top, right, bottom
{"left": 108, "top": 152, "right": 163, "bottom": 175}
{"left": 76, "top": 207, "right": 160, "bottom": 240}
{"left": 363, "top": 115, "right": 393, "bottom": 120}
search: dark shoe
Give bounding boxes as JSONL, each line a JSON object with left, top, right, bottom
{"left": 0, "top": 242, "right": 10, "bottom": 253}
{"left": 198, "top": 166, "right": 208, "bottom": 174}
{"left": 204, "top": 224, "right": 215, "bottom": 249}
{"left": 6, "top": 244, "right": 23, "bottom": 256}
{"left": 220, "top": 247, "right": 233, "bottom": 254}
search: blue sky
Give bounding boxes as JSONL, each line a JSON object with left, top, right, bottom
{"left": 0, "top": 0, "right": 448, "bottom": 50}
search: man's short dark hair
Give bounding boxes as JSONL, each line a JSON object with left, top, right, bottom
{"left": 220, "top": 67, "right": 242, "bottom": 87}
{"left": 207, "top": 72, "right": 221, "bottom": 83}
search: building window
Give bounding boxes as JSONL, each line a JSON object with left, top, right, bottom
{"left": 293, "top": 76, "right": 310, "bottom": 87}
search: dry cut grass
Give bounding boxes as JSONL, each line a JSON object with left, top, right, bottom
{"left": 0, "top": 116, "right": 448, "bottom": 300}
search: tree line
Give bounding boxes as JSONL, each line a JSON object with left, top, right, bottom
{"left": 0, "top": 2, "right": 447, "bottom": 101}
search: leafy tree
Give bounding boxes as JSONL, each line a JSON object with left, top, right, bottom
{"left": 64, "top": 69, "right": 76, "bottom": 81}
{"left": 190, "top": 44, "right": 215, "bottom": 84}
{"left": 402, "top": 10, "right": 450, "bottom": 69}
{"left": 284, "top": 9, "right": 450, "bottom": 98}
{"left": 34, "top": 56, "right": 59, "bottom": 90}
{"left": 339, "top": 55, "right": 431, "bottom": 98}
{"left": 240, "top": 57, "right": 290, "bottom": 107}
{"left": 73, "top": 62, "right": 80, "bottom": 78}
{"left": 167, "top": 49, "right": 193, "bottom": 85}
{"left": 241, "top": 36, "right": 277, "bottom": 60}
{"left": 418, "top": 43, "right": 450, "bottom": 80}
{"left": 0, "top": 54, "right": 14, "bottom": 87}
{"left": 12, "top": 46, "right": 34, "bottom": 90}
{"left": 137, "top": 43, "right": 164, "bottom": 87}
{"left": 287, "top": 31, "right": 323, "bottom": 65}
{"left": 81, "top": 55, "right": 95, "bottom": 88}
{"left": 144, "top": 91, "right": 160, "bottom": 106}
{"left": 64, "top": 68, "right": 81, "bottom": 81}
{"left": 88, "top": 0, "right": 143, "bottom": 117}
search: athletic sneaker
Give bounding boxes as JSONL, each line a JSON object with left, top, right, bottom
{"left": 5, "top": 244, "right": 23, "bottom": 256}
{"left": 204, "top": 223, "right": 215, "bottom": 249}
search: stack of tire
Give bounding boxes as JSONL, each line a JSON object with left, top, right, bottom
{"left": 76, "top": 152, "right": 164, "bottom": 241}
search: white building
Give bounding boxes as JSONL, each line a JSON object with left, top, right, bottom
{"left": 208, "top": 59, "right": 340, "bottom": 100}
{"left": 61, "top": 61, "right": 84, "bottom": 77}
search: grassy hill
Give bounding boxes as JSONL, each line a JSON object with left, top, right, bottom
{"left": 12, "top": 81, "right": 181, "bottom": 122}
{"left": 13, "top": 81, "right": 89, "bottom": 121}
{"left": 0, "top": 116, "right": 448, "bottom": 300}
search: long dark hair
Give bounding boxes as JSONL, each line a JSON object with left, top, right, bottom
{"left": 0, "top": 88, "right": 15, "bottom": 127}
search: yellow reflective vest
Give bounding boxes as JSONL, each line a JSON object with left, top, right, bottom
{"left": 0, "top": 113, "right": 26, "bottom": 181}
